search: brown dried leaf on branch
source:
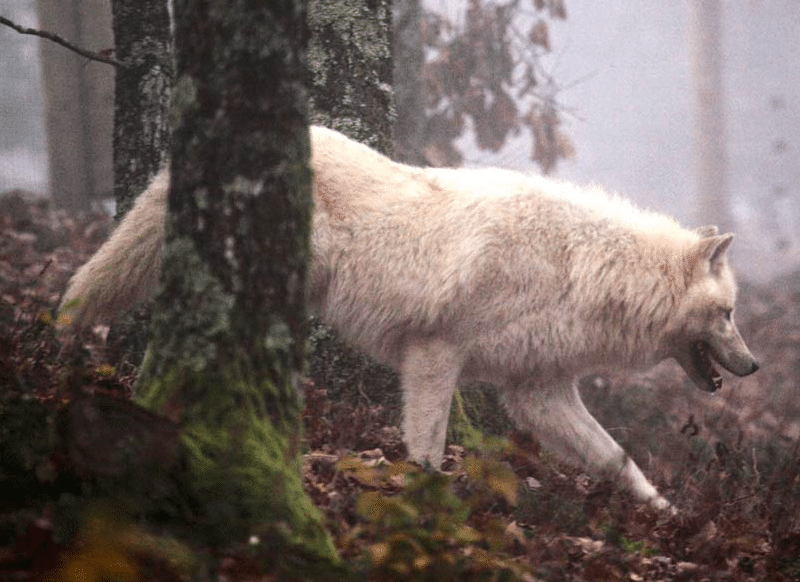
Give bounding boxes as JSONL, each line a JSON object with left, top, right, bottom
{"left": 524, "top": 102, "right": 575, "bottom": 175}
{"left": 413, "top": 0, "right": 572, "bottom": 172}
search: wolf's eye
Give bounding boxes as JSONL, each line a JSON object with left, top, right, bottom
{"left": 723, "top": 308, "right": 732, "bottom": 320}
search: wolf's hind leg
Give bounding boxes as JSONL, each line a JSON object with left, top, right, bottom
{"left": 399, "top": 337, "right": 462, "bottom": 468}
{"left": 499, "top": 381, "right": 672, "bottom": 511}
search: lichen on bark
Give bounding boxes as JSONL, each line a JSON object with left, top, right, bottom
{"left": 111, "top": 0, "right": 173, "bottom": 220}
{"left": 134, "top": 0, "right": 340, "bottom": 575}
{"left": 307, "top": 0, "right": 395, "bottom": 154}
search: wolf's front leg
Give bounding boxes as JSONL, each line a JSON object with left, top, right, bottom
{"left": 499, "top": 380, "right": 672, "bottom": 511}
{"left": 399, "top": 337, "right": 463, "bottom": 468}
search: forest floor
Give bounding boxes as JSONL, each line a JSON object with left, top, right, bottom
{"left": 2, "top": 189, "right": 800, "bottom": 581}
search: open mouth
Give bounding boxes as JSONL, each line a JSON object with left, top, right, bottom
{"left": 690, "top": 341, "right": 723, "bottom": 392}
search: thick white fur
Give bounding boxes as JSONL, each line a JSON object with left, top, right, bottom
{"left": 62, "top": 126, "right": 757, "bottom": 510}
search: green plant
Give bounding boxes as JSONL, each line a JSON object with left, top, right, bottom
{"left": 339, "top": 454, "right": 530, "bottom": 581}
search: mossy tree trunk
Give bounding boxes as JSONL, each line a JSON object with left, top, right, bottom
{"left": 135, "top": 0, "right": 339, "bottom": 576}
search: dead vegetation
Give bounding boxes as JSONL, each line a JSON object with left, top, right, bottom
{"left": 2, "top": 190, "right": 799, "bottom": 581}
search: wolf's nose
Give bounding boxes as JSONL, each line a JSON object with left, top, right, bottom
{"left": 750, "top": 359, "right": 760, "bottom": 374}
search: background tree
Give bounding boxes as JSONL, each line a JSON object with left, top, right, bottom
{"left": 307, "top": 0, "right": 395, "bottom": 153}
{"left": 393, "top": 0, "right": 427, "bottom": 165}
{"left": 305, "top": 0, "right": 403, "bottom": 437}
{"left": 135, "top": 0, "right": 339, "bottom": 576}
{"left": 35, "top": 0, "right": 113, "bottom": 211}
{"left": 105, "top": 0, "right": 173, "bottom": 365}
{"left": 110, "top": 0, "right": 172, "bottom": 219}
{"left": 690, "top": 0, "right": 733, "bottom": 233}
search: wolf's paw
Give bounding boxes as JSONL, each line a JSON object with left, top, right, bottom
{"left": 649, "top": 494, "right": 677, "bottom": 516}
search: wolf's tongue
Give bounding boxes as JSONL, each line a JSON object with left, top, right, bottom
{"left": 704, "top": 343, "right": 723, "bottom": 391}
{"left": 696, "top": 341, "right": 722, "bottom": 391}
{"left": 712, "top": 369, "right": 722, "bottom": 391}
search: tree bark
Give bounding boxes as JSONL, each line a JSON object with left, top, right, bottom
{"left": 306, "top": 0, "right": 401, "bottom": 433}
{"left": 392, "top": 0, "right": 426, "bottom": 164}
{"left": 105, "top": 0, "right": 172, "bottom": 372}
{"left": 307, "top": 0, "right": 395, "bottom": 154}
{"left": 110, "top": 0, "right": 172, "bottom": 219}
{"left": 136, "top": 0, "right": 339, "bottom": 575}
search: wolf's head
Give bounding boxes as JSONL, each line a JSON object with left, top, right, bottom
{"left": 666, "top": 228, "right": 759, "bottom": 392}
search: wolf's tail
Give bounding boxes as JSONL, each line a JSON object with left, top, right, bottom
{"left": 59, "top": 168, "right": 170, "bottom": 328}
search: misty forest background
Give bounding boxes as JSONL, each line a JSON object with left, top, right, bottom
{"left": 1, "top": 0, "right": 800, "bottom": 580}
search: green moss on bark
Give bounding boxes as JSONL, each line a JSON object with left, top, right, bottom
{"left": 134, "top": 0, "right": 340, "bottom": 577}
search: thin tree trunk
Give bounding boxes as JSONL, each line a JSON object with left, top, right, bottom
{"left": 37, "top": 0, "right": 113, "bottom": 211}
{"left": 691, "top": 0, "right": 733, "bottom": 232}
{"left": 393, "top": 0, "right": 426, "bottom": 164}
{"left": 106, "top": 0, "right": 173, "bottom": 366}
{"left": 110, "top": 0, "right": 172, "bottom": 219}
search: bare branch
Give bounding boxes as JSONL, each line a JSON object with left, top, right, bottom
{"left": 0, "top": 14, "right": 124, "bottom": 67}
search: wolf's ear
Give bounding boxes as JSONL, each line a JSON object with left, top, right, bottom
{"left": 695, "top": 233, "right": 733, "bottom": 274}
{"left": 695, "top": 225, "right": 719, "bottom": 237}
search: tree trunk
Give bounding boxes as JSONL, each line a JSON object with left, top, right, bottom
{"left": 691, "top": 0, "right": 733, "bottom": 233}
{"left": 307, "top": 0, "right": 395, "bottom": 154}
{"left": 392, "top": 0, "right": 426, "bottom": 164}
{"left": 110, "top": 0, "right": 172, "bottom": 219}
{"left": 37, "top": 0, "right": 113, "bottom": 211}
{"left": 306, "top": 0, "right": 401, "bottom": 434}
{"left": 136, "top": 0, "right": 339, "bottom": 575}
{"left": 105, "top": 0, "right": 173, "bottom": 368}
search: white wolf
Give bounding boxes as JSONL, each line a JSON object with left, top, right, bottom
{"left": 61, "top": 126, "right": 759, "bottom": 510}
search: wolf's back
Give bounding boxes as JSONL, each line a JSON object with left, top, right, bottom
{"left": 60, "top": 169, "right": 169, "bottom": 328}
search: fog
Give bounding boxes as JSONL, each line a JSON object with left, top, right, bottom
{"left": 0, "top": 0, "right": 47, "bottom": 194}
{"left": 2, "top": 0, "right": 798, "bottom": 279}
{"left": 455, "top": 0, "right": 800, "bottom": 281}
